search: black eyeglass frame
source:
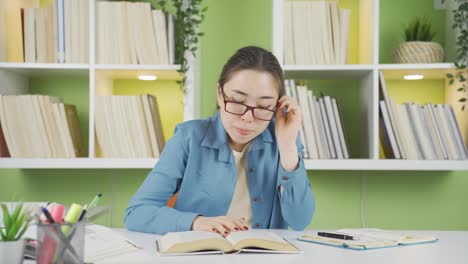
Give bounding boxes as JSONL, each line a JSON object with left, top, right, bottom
{"left": 220, "top": 88, "right": 277, "bottom": 121}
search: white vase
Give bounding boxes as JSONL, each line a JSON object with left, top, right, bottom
{"left": 0, "top": 239, "right": 25, "bottom": 264}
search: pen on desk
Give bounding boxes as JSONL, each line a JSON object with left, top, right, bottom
{"left": 318, "top": 232, "right": 358, "bottom": 240}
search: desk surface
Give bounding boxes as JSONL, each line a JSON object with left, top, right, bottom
{"left": 96, "top": 229, "right": 468, "bottom": 264}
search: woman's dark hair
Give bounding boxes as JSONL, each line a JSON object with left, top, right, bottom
{"left": 218, "top": 46, "right": 285, "bottom": 97}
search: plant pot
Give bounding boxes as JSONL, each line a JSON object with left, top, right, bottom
{"left": 392, "top": 41, "right": 444, "bottom": 63}
{"left": 0, "top": 239, "right": 25, "bottom": 264}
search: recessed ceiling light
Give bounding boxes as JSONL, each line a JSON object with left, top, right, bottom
{"left": 138, "top": 75, "right": 157, "bottom": 81}
{"left": 403, "top": 74, "right": 424, "bottom": 80}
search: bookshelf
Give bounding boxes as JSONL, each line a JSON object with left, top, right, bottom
{"left": 0, "top": 0, "right": 466, "bottom": 170}
{"left": 0, "top": 0, "right": 199, "bottom": 168}
{"left": 272, "top": 0, "right": 468, "bottom": 171}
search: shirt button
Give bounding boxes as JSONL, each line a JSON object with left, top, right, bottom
{"left": 255, "top": 223, "right": 260, "bottom": 228}
{"left": 282, "top": 176, "right": 288, "bottom": 181}
{"left": 253, "top": 197, "right": 258, "bottom": 202}
{"left": 249, "top": 168, "right": 254, "bottom": 173}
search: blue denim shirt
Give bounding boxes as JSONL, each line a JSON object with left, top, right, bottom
{"left": 124, "top": 111, "right": 315, "bottom": 234}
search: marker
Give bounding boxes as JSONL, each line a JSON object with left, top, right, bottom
{"left": 50, "top": 204, "right": 65, "bottom": 223}
{"left": 318, "top": 232, "right": 358, "bottom": 240}
{"left": 61, "top": 203, "right": 83, "bottom": 236}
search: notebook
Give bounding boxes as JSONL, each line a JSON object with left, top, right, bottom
{"left": 84, "top": 224, "right": 146, "bottom": 262}
{"left": 298, "top": 228, "right": 438, "bottom": 250}
{"left": 156, "top": 230, "right": 302, "bottom": 256}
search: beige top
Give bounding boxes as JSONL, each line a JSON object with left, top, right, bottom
{"left": 226, "top": 143, "right": 252, "bottom": 227}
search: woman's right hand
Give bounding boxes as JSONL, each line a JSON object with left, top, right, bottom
{"left": 192, "top": 216, "right": 248, "bottom": 237}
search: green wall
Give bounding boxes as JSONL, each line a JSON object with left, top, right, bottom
{"left": 379, "top": 0, "right": 446, "bottom": 63}
{"left": 0, "top": 0, "right": 467, "bottom": 230}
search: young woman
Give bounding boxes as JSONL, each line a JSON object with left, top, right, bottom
{"left": 125, "top": 46, "right": 315, "bottom": 236}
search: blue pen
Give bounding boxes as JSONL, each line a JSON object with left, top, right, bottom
{"left": 41, "top": 207, "right": 55, "bottom": 224}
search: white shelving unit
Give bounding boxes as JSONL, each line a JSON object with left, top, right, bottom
{"left": 272, "top": 0, "right": 468, "bottom": 171}
{"left": 0, "top": 0, "right": 465, "bottom": 170}
{"left": 0, "top": 0, "right": 200, "bottom": 169}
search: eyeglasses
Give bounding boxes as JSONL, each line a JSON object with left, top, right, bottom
{"left": 221, "top": 89, "right": 277, "bottom": 121}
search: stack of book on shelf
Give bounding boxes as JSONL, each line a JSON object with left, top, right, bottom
{"left": 285, "top": 80, "right": 350, "bottom": 160}
{"left": 1, "top": 0, "right": 90, "bottom": 63}
{"left": 96, "top": 1, "right": 173, "bottom": 64}
{"left": 283, "top": 0, "right": 350, "bottom": 64}
{"left": 0, "top": 95, "right": 85, "bottom": 158}
{"left": 95, "top": 94, "right": 165, "bottom": 158}
{"left": 379, "top": 72, "right": 468, "bottom": 160}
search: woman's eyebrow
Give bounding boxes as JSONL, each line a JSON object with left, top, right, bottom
{"left": 231, "top": 89, "right": 276, "bottom": 100}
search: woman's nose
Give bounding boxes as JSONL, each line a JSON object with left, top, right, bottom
{"left": 241, "top": 108, "right": 255, "bottom": 121}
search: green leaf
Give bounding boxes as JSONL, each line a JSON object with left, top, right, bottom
{"left": 450, "top": 79, "right": 455, "bottom": 85}
{"left": 459, "top": 98, "right": 467, "bottom": 102}
{"left": 458, "top": 87, "right": 465, "bottom": 91}
{"left": 462, "top": 105, "right": 465, "bottom": 111}
{"left": 6, "top": 212, "right": 25, "bottom": 240}
{"left": 0, "top": 227, "right": 7, "bottom": 241}
{"left": 447, "top": 73, "right": 454, "bottom": 78}
{"left": 1, "top": 204, "right": 11, "bottom": 232}
{"left": 10, "top": 204, "right": 23, "bottom": 223}
{"left": 15, "top": 220, "right": 30, "bottom": 240}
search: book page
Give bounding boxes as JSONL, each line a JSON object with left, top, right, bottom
{"left": 158, "top": 231, "right": 232, "bottom": 254}
{"left": 337, "top": 228, "right": 437, "bottom": 244}
{"left": 226, "top": 230, "right": 298, "bottom": 252}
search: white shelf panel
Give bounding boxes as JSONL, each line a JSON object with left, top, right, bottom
{"left": 304, "top": 159, "right": 468, "bottom": 171}
{"left": 0, "top": 158, "right": 157, "bottom": 169}
{"left": 95, "top": 64, "right": 183, "bottom": 80}
{"left": 283, "top": 64, "right": 374, "bottom": 79}
{"left": 0, "top": 63, "right": 89, "bottom": 77}
{"left": 0, "top": 158, "right": 466, "bottom": 170}
{"left": 379, "top": 63, "right": 455, "bottom": 80}
{"left": 95, "top": 64, "right": 181, "bottom": 71}
{"left": 378, "top": 63, "right": 454, "bottom": 70}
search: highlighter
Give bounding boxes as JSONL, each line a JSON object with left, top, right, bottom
{"left": 61, "top": 203, "right": 83, "bottom": 236}
{"left": 50, "top": 204, "right": 65, "bottom": 223}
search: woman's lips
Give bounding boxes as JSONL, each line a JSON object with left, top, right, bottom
{"left": 236, "top": 127, "right": 252, "bottom": 136}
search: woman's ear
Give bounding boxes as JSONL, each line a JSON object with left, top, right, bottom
{"left": 216, "top": 84, "right": 222, "bottom": 108}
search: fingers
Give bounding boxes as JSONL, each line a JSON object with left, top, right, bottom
{"left": 277, "top": 96, "right": 300, "bottom": 113}
{"left": 192, "top": 216, "right": 250, "bottom": 237}
{"left": 222, "top": 217, "right": 247, "bottom": 232}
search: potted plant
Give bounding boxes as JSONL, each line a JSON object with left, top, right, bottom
{"left": 393, "top": 17, "right": 444, "bottom": 63}
{"left": 0, "top": 203, "right": 30, "bottom": 264}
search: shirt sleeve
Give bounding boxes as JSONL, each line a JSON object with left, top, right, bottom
{"left": 276, "top": 137, "right": 315, "bottom": 231}
{"left": 124, "top": 125, "right": 199, "bottom": 234}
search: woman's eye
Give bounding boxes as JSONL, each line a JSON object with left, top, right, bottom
{"left": 259, "top": 105, "right": 271, "bottom": 109}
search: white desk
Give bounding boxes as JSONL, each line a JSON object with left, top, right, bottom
{"left": 94, "top": 229, "right": 468, "bottom": 264}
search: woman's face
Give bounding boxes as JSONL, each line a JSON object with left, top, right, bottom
{"left": 217, "top": 69, "right": 279, "bottom": 151}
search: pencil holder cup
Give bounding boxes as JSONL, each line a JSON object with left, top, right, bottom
{"left": 36, "top": 221, "right": 85, "bottom": 264}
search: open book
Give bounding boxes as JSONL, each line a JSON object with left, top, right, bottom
{"left": 156, "top": 230, "right": 301, "bottom": 256}
{"left": 298, "top": 228, "right": 438, "bottom": 250}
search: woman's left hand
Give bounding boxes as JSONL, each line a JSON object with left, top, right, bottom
{"left": 275, "top": 96, "right": 302, "bottom": 171}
